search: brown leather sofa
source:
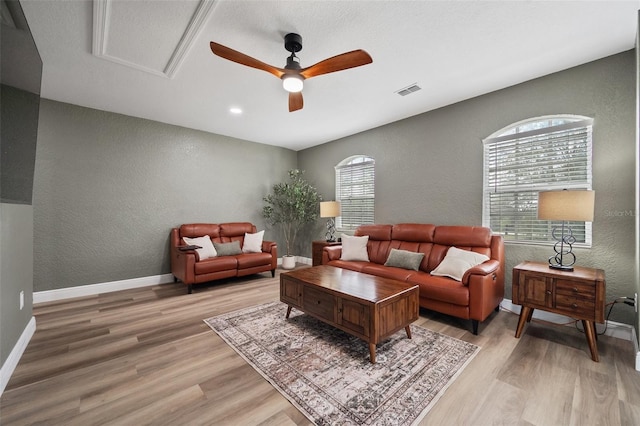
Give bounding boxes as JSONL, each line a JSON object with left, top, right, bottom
{"left": 322, "top": 223, "right": 504, "bottom": 334}
{"left": 171, "top": 222, "right": 277, "bottom": 293}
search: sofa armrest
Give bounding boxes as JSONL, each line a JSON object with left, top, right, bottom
{"left": 170, "top": 228, "right": 197, "bottom": 284}
{"left": 322, "top": 245, "right": 342, "bottom": 264}
{"left": 461, "top": 259, "right": 500, "bottom": 284}
{"left": 262, "top": 240, "right": 278, "bottom": 270}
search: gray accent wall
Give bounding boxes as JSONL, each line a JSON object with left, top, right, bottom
{"left": 1, "top": 0, "right": 42, "bottom": 373}
{"left": 33, "top": 100, "right": 296, "bottom": 291}
{"left": 299, "top": 51, "right": 637, "bottom": 326}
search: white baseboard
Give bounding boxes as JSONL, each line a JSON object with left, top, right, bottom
{"left": 33, "top": 273, "right": 175, "bottom": 304}
{"left": 0, "top": 316, "right": 36, "bottom": 397}
{"left": 500, "top": 299, "right": 636, "bottom": 345}
{"left": 632, "top": 327, "right": 640, "bottom": 371}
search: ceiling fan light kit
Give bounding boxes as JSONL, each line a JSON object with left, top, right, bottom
{"left": 210, "top": 32, "right": 372, "bottom": 112}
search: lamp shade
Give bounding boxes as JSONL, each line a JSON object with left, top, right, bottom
{"left": 537, "top": 190, "right": 595, "bottom": 222}
{"left": 320, "top": 201, "right": 341, "bottom": 218}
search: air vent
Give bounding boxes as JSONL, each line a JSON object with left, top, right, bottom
{"left": 395, "top": 83, "right": 421, "bottom": 96}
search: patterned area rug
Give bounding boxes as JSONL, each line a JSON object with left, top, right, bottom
{"left": 204, "top": 301, "right": 479, "bottom": 425}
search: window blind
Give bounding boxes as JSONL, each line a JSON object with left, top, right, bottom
{"left": 335, "top": 157, "right": 375, "bottom": 231}
{"left": 483, "top": 117, "right": 593, "bottom": 245}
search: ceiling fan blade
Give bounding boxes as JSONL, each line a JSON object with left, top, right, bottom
{"left": 289, "top": 92, "right": 303, "bottom": 112}
{"left": 210, "top": 42, "right": 285, "bottom": 79}
{"left": 300, "top": 49, "right": 372, "bottom": 79}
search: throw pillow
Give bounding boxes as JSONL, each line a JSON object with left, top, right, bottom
{"left": 340, "top": 234, "right": 370, "bottom": 262}
{"left": 430, "top": 246, "right": 490, "bottom": 281}
{"left": 384, "top": 248, "right": 425, "bottom": 271}
{"left": 213, "top": 241, "right": 243, "bottom": 256}
{"left": 182, "top": 236, "right": 217, "bottom": 261}
{"left": 242, "top": 230, "right": 264, "bottom": 253}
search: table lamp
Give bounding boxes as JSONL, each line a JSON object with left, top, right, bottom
{"left": 537, "top": 189, "right": 595, "bottom": 271}
{"left": 320, "top": 201, "right": 341, "bottom": 242}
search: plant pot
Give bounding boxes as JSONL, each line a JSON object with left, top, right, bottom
{"left": 282, "top": 255, "right": 296, "bottom": 270}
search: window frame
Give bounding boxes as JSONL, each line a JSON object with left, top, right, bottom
{"left": 335, "top": 155, "right": 375, "bottom": 232}
{"left": 482, "top": 115, "right": 594, "bottom": 247}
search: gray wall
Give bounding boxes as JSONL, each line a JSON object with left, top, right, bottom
{"left": 1, "top": 1, "right": 42, "bottom": 370}
{"left": 33, "top": 100, "right": 296, "bottom": 291}
{"left": 299, "top": 51, "right": 637, "bottom": 326}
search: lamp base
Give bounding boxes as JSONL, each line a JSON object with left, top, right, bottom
{"left": 549, "top": 264, "right": 574, "bottom": 272}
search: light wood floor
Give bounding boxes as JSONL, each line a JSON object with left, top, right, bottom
{"left": 2, "top": 266, "right": 640, "bottom": 425}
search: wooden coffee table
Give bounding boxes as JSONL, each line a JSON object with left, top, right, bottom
{"left": 280, "top": 265, "right": 419, "bottom": 363}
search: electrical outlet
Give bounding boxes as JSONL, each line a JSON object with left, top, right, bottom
{"left": 20, "top": 291, "right": 24, "bottom": 310}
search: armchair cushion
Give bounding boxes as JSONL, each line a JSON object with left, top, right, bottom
{"left": 430, "top": 246, "right": 489, "bottom": 281}
{"left": 183, "top": 236, "right": 216, "bottom": 261}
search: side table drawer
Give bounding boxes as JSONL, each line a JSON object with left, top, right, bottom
{"left": 555, "top": 294, "right": 595, "bottom": 318}
{"left": 303, "top": 286, "right": 336, "bottom": 322}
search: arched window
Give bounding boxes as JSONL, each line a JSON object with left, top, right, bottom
{"left": 335, "top": 155, "right": 375, "bottom": 231}
{"left": 482, "top": 115, "right": 593, "bottom": 245}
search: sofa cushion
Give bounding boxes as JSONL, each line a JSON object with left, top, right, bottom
{"left": 384, "top": 248, "right": 424, "bottom": 271}
{"left": 242, "top": 230, "right": 264, "bottom": 253}
{"left": 433, "top": 226, "right": 491, "bottom": 247}
{"left": 362, "top": 263, "right": 414, "bottom": 281}
{"left": 409, "top": 273, "right": 470, "bottom": 306}
{"left": 220, "top": 222, "right": 256, "bottom": 238}
{"left": 391, "top": 223, "right": 435, "bottom": 242}
{"left": 214, "top": 241, "right": 242, "bottom": 256}
{"left": 340, "top": 234, "right": 370, "bottom": 261}
{"left": 180, "top": 224, "right": 220, "bottom": 239}
{"left": 236, "top": 252, "right": 273, "bottom": 268}
{"left": 430, "top": 247, "right": 489, "bottom": 281}
{"left": 194, "top": 256, "right": 238, "bottom": 274}
{"left": 183, "top": 236, "right": 217, "bottom": 261}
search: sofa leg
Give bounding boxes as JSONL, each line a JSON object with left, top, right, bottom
{"left": 471, "top": 320, "right": 479, "bottom": 335}
{"left": 173, "top": 275, "right": 178, "bottom": 283}
{"left": 271, "top": 269, "right": 275, "bottom": 278}
{"left": 495, "top": 304, "right": 500, "bottom": 312}
{"left": 187, "top": 284, "right": 193, "bottom": 294}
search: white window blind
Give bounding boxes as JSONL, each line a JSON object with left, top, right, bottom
{"left": 335, "top": 156, "right": 375, "bottom": 231}
{"left": 482, "top": 116, "right": 593, "bottom": 245}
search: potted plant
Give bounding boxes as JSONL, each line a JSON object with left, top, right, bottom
{"left": 263, "top": 169, "right": 322, "bottom": 269}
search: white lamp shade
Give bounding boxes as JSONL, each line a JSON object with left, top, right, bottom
{"left": 537, "top": 190, "right": 595, "bottom": 222}
{"left": 320, "top": 201, "right": 341, "bottom": 218}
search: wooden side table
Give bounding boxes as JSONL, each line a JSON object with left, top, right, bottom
{"left": 312, "top": 240, "right": 341, "bottom": 266}
{"left": 512, "top": 261, "right": 605, "bottom": 362}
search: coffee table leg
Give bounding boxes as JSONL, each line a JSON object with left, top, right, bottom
{"left": 369, "top": 343, "right": 376, "bottom": 364}
{"left": 286, "top": 306, "right": 292, "bottom": 319}
{"left": 405, "top": 325, "right": 412, "bottom": 339}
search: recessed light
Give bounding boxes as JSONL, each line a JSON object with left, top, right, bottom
{"left": 229, "top": 107, "right": 243, "bottom": 114}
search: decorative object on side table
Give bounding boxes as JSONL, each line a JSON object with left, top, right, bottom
{"left": 537, "top": 189, "right": 595, "bottom": 271}
{"left": 512, "top": 261, "right": 605, "bottom": 361}
{"left": 320, "top": 200, "right": 340, "bottom": 242}
{"left": 263, "top": 169, "right": 322, "bottom": 269}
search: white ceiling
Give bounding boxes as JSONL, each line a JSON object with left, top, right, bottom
{"left": 18, "top": 0, "right": 640, "bottom": 151}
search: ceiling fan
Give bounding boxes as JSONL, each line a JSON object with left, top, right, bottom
{"left": 209, "top": 33, "right": 373, "bottom": 112}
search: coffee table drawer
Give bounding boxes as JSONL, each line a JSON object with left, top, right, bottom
{"left": 338, "top": 299, "right": 370, "bottom": 338}
{"left": 303, "top": 286, "right": 336, "bottom": 322}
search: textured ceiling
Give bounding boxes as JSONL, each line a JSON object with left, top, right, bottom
{"left": 19, "top": 0, "right": 640, "bottom": 151}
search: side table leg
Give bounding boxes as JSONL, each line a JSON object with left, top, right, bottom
{"left": 582, "top": 320, "right": 599, "bottom": 362}
{"left": 515, "top": 306, "right": 532, "bottom": 338}
{"left": 286, "top": 306, "right": 292, "bottom": 319}
{"left": 369, "top": 343, "right": 376, "bottom": 364}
